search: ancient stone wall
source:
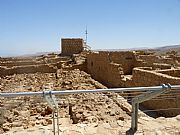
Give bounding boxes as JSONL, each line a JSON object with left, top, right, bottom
{"left": 107, "top": 51, "right": 136, "bottom": 75}
{"left": 131, "top": 67, "right": 180, "bottom": 87}
{"left": 135, "top": 62, "right": 172, "bottom": 70}
{"left": 0, "top": 61, "right": 46, "bottom": 68}
{"left": 63, "top": 62, "right": 87, "bottom": 72}
{"left": 137, "top": 55, "right": 175, "bottom": 65}
{"left": 61, "top": 38, "right": 84, "bottom": 56}
{"left": 0, "top": 57, "right": 70, "bottom": 68}
{"left": 86, "top": 51, "right": 180, "bottom": 88}
{"left": 87, "top": 52, "right": 124, "bottom": 87}
{"left": 156, "top": 69, "right": 180, "bottom": 78}
{"left": 152, "top": 63, "right": 172, "bottom": 70}
{"left": 175, "top": 56, "right": 180, "bottom": 62}
{"left": 45, "top": 57, "right": 69, "bottom": 64}
{"left": 0, "top": 64, "right": 57, "bottom": 77}
{"left": 126, "top": 67, "right": 180, "bottom": 116}
{"left": 0, "top": 53, "right": 85, "bottom": 76}
{"left": 0, "top": 57, "right": 36, "bottom": 62}
{"left": 86, "top": 51, "right": 180, "bottom": 116}
{"left": 137, "top": 55, "right": 159, "bottom": 64}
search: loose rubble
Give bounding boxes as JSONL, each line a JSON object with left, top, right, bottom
{"left": 0, "top": 69, "right": 131, "bottom": 134}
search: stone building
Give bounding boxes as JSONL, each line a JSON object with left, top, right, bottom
{"left": 61, "top": 38, "right": 84, "bottom": 56}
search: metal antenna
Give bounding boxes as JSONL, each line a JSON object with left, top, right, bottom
{"left": 85, "top": 26, "right": 88, "bottom": 45}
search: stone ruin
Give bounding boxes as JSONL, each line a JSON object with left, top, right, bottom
{"left": 86, "top": 51, "right": 180, "bottom": 116}
{"left": 61, "top": 38, "right": 85, "bottom": 56}
{"left": 0, "top": 39, "right": 180, "bottom": 134}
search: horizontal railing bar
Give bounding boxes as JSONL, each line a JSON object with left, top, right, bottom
{"left": 142, "top": 107, "right": 180, "bottom": 112}
{"left": 0, "top": 85, "right": 180, "bottom": 97}
{"left": 0, "top": 91, "right": 43, "bottom": 97}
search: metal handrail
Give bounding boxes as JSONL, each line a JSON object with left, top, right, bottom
{"left": 1, "top": 85, "right": 180, "bottom": 97}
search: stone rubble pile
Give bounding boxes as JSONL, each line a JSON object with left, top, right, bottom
{"left": 0, "top": 69, "right": 131, "bottom": 134}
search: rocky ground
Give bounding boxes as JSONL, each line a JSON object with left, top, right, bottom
{"left": 4, "top": 115, "right": 180, "bottom": 135}
{"left": 0, "top": 69, "right": 131, "bottom": 134}
{"left": 0, "top": 69, "right": 180, "bottom": 134}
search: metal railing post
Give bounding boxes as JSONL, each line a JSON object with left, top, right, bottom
{"left": 52, "top": 110, "right": 56, "bottom": 135}
{"left": 130, "top": 84, "right": 171, "bottom": 133}
{"left": 131, "top": 99, "right": 139, "bottom": 132}
{"left": 56, "top": 107, "right": 60, "bottom": 135}
{"left": 43, "top": 91, "right": 59, "bottom": 135}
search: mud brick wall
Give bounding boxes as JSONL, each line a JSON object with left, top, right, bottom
{"left": 61, "top": 38, "right": 84, "bottom": 56}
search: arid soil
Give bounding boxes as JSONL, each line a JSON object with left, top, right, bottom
{"left": 0, "top": 69, "right": 132, "bottom": 134}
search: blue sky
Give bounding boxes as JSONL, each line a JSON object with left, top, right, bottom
{"left": 0, "top": 0, "right": 180, "bottom": 56}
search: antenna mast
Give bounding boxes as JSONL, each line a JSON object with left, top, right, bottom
{"left": 85, "top": 26, "right": 88, "bottom": 45}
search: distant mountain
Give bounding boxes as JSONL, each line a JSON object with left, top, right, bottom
{"left": 94, "top": 47, "right": 150, "bottom": 52}
{"left": 154, "top": 45, "right": 180, "bottom": 55}
{"left": 94, "top": 45, "right": 180, "bottom": 55}
{"left": 155, "top": 45, "right": 180, "bottom": 50}
{"left": 14, "top": 51, "right": 59, "bottom": 58}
